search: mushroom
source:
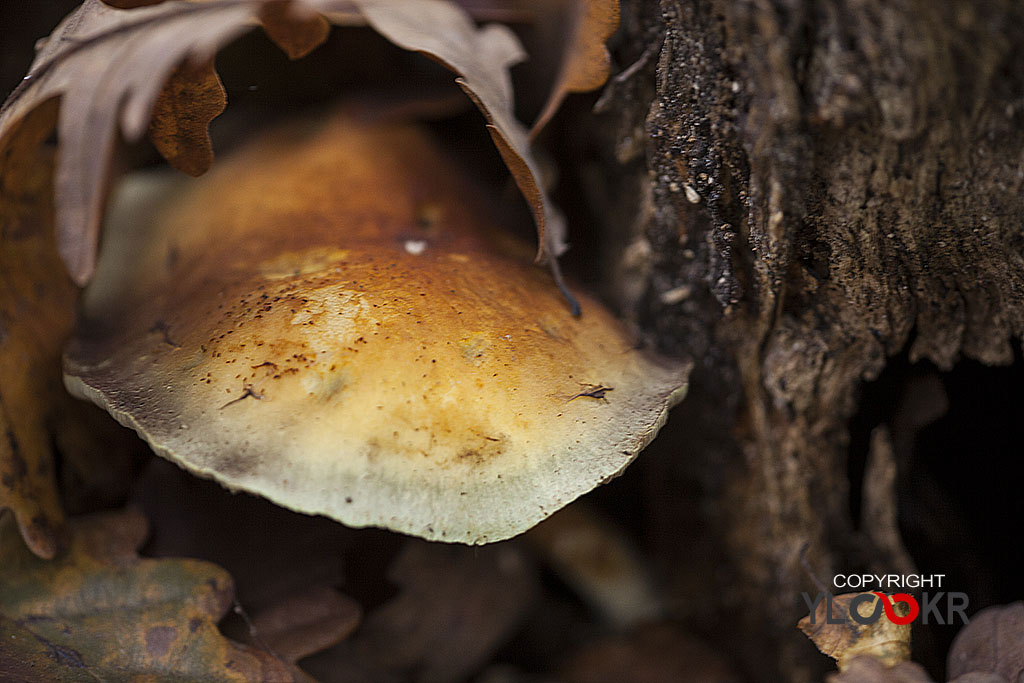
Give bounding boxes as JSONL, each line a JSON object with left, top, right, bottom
{"left": 64, "top": 110, "right": 689, "bottom": 544}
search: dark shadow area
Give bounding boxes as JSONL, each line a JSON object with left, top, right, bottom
{"left": 847, "top": 343, "right": 1024, "bottom": 678}
{"left": 0, "top": 1, "right": 82, "bottom": 99}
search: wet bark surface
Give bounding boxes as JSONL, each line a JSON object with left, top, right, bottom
{"left": 592, "top": 0, "right": 1024, "bottom": 678}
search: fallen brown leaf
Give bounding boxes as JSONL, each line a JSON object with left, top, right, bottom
{"left": 146, "top": 58, "right": 226, "bottom": 178}
{"left": 248, "top": 584, "right": 362, "bottom": 663}
{"left": 0, "top": 0, "right": 277, "bottom": 284}
{"left": 560, "top": 623, "right": 742, "bottom": 683}
{"left": 527, "top": 503, "right": 662, "bottom": 627}
{"left": 303, "top": 539, "right": 538, "bottom": 682}
{"left": 0, "top": 0, "right": 576, "bottom": 311}
{"left": 826, "top": 656, "right": 934, "bottom": 683}
{"left": 260, "top": 0, "right": 331, "bottom": 59}
{"left": 0, "top": 507, "right": 298, "bottom": 681}
{"left": 0, "top": 100, "right": 75, "bottom": 559}
{"left": 798, "top": 592, "right": 912, "bottom": 671}
{"left": 133, "top": 458, "right": 367, "bottom": 612}
{"left": 325, "top": 0, "right": 579, "bottom": 312}
{"left": 947, "top": 602, "right": 1024, "bottom": 683}
{"left": 948, "top": 674, "right": 1013, "bottom": 683}
{"left": 531, "top": 0, "right": 619, "bottom": 136}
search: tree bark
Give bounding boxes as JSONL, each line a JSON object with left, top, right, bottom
{"left": 594, "top": 0, "right": 1024, "bottom": 678}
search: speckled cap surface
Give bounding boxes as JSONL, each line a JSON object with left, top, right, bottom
{"left": 65, "top": 111, "right": 689, "bottom": 543}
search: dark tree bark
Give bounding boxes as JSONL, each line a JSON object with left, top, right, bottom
{"left": 591, "top": 0, "right": 1024, "bottom": 678}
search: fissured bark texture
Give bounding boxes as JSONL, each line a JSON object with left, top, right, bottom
{"left": 595, "top": 0, "right": 1024, "bottom": 678}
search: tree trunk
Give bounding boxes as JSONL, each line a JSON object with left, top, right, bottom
{"left": 593, "top": 0, "right": 1024, "bottom": 678}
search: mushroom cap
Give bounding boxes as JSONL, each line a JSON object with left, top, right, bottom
{"left": 65, "top": 112, "right": 688, "bottom": 544}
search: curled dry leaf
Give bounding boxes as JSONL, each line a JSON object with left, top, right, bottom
{"left": 948, "top": 675, "right": 1010, "bottom": 683}
{"left": 132, "top": 458, "right": 363, "bottom": 612}
{"left": 146, "top": 57, "right": 226, "bottom": 177}
{"left": 826, "top": 656, "right": 934, "bottom": 683}
{"left": 0, "top": 0, "right": 275, "bottom": 284}
{"left": 259, "top": 0, "right": 331, "bottom": 59}
{"left": 0, "top": 101, "right": 76, "bottom": 559}
{"left": 560, "top": 623, "right": 742, "bottom": 683}
{"left": 798, "top": 592, "right": 912, "bottom": 671}
{"left": 248, "top": 584, "right": 362, "bottom": 663}
{"left": 303, "top": 539, "right": 537, "bottom": 682}
{"left": 527, "top": 503, "right": 662, "bottom": 627}
{"left": 0, "top": 0, "right": 577, "bottom": 310}
{"left": 947, "top": 602, "right": 1024, "bottom": 683}
{"left": 347, "top": 0, "right": 576, "bottom": 310}
{"left": 0, "top": 507, "right": 296, "bottom": 681}
{"left": 530, "top": 0, "right": 620, "bottom": 136}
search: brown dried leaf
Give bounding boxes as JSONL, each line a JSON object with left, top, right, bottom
{"left": 0, "top": 0, "right": 281, "bottom": 284}
{"left": 249, "top": 584, "right": 361, "bottom": 663}
{"left": 947, "top": 602, "right": 1024, "bottom": 682}
{"left": 304, "top": 539, "right": 537, "bottom": 682}
{"left": 133, "top": 458, "right": 363, "bottom": 610}
{"left": 531, "top": 0, "right": 620, "bottom": 136}
{"left": 0, "top": 507, "right": 297, "bottom": 681}
{"left": 147, "top": 58, "right": 226, "bottom": 177}
{"left": 560, "top": 623, "right": 742, "bottom": 683}
{"left": 826, "top": 656, "right": 935, "bottom": 683}
{"left": 341, "top": 0, "right": 577, "bottom": 311}
{"left": 798, "top": 592, "right": 912, "bottom": 671}
{"left": 1, "top": 0, "right": 574, "bottom": 312}
{"left": 948, "top": 675, "right": 1011, "bottom": 683}
{"left": 260, "top": 0, "right": 331, "bottom": 59}
{"left": 0, "top": 100, "right": 75, "bottom": 559}
{"left": 527, "top": 504, "right": 662, "bottom": 627}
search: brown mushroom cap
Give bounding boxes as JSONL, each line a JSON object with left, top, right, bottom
{"left": 64, "top": 111, "right": 689, "bottom": 544}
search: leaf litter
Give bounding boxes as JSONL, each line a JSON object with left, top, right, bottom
{"left": 0, "top": 507, "right": 299, "bottom": 681}
{"left": 947, "top": 601, "right": 1024, "bottom": 682}
{"left": 0, "top": 1, "right": 640, "bottom": 679}
{"left": 0, "top": 0, "right": 620, "bottom": 314}
{"left": 798, "top": 592, "right": 913, "bottom": 670}
{"left": 0, "top": 101, "right": 76, "bottom": 560}
{"left": 530, "top": 0, "right": 619, "bottom": 137}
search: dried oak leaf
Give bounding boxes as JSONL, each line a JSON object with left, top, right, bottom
{"left": 947, "top": 602, "right": 1024, "bottom": 683}
{"left": 826, "top": 656, "right": 934, "bottom": 683}
{"left": 0, "top": 507, "right": 297, "bottom": 682}
{"left": 948, "top": 675, "right": 1009, "bottom": 683}
{"left": 146, "top": 57, "right": 227, "bottom": 178}
{"left": 0, "top": 0, "right": 326, "bottom": 284}
{"left": 0, "top": 101, "right": 76, "bottom": 560}
{"left": 527, "top": 503, "right": 662, "bottom": 627}
{"left": 0, "top": 2, "right": 264, "bottom": 258}
{"left": 798, "top": 592, "right": 912, "bottom": 671}
{"left": 531, "top": 0, "right": 620, "bottom": 136}
{"left": 560, "top": 623, "right": 742, "bottom": 683}
{"left": 259, "top": 0, "right": 332, "bottom": 59}
{"left": 303, "top": 539, "right": 537, "bottom": 682}
{"left": 346, "top": 0, "right": 575, "bottom": 310}
{"left": 0, "top": 0, "right": 574, "bottom": 311}
{"left": 247, "top": 584, "right": 361, "bottom": 664}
